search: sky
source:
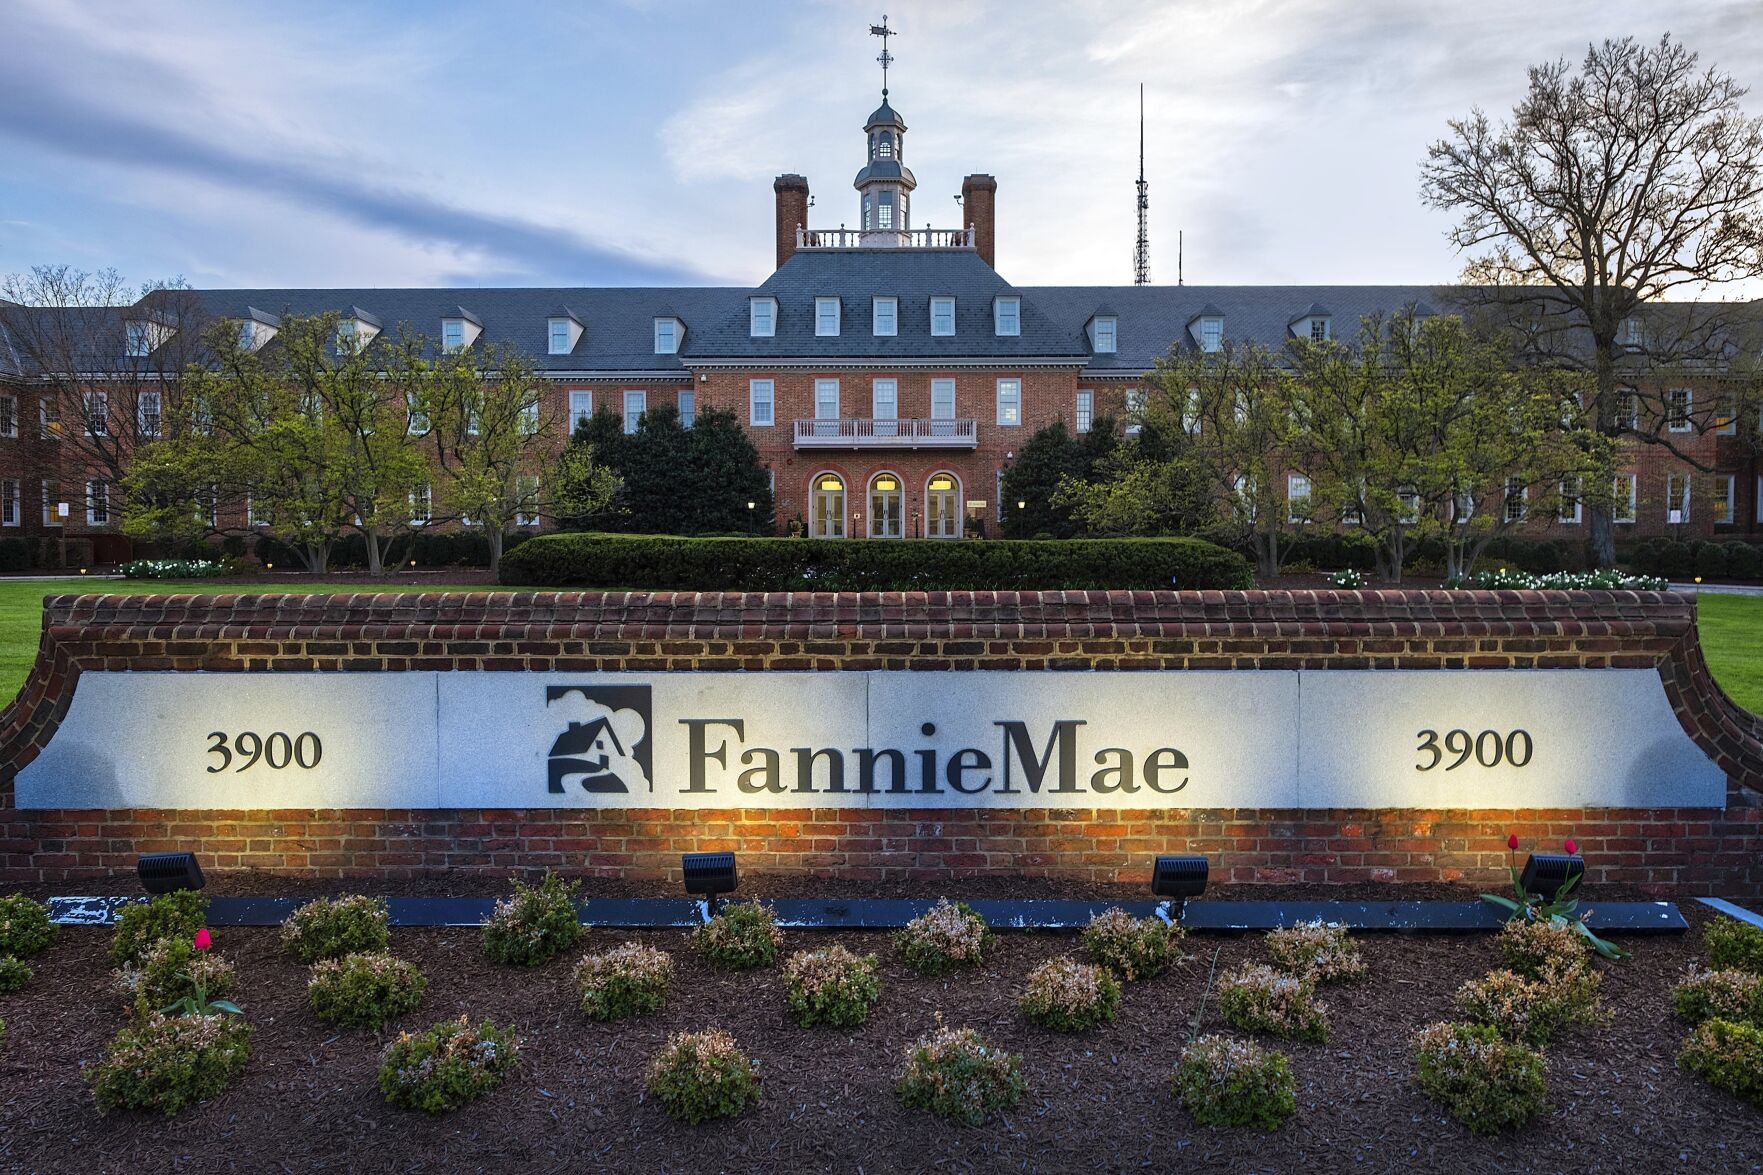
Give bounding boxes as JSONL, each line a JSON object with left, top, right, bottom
{"left": 2, "top": 0, "right": 1762, "bottom": 294}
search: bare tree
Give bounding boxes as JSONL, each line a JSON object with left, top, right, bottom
{"left": 1421, "top": 35, "right": 1763, "bottom": 564}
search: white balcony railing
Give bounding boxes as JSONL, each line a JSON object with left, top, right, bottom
{"left": 796, "top": 226, "right": 975, "bottom": 250}
{"left": 793, "top": 417, "right": 978, "bottom": 448}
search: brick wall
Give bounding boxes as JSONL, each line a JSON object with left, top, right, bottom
{"left": 3, "top": 589, "right": 1760, "bottom": 891}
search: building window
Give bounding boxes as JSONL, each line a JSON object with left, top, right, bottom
{"left": 749, "top": 299, "right": 776, "bottom": 338}
{"left": 42, "top": 481, "right": 61, "bottom": 527}
{"left": 515, "top": 475, "right": 541, "bottom": 528}
{"left": 930, "top": 378, "right": 956, "bottom": 422}
{"left": 678, "top": 390, "right": 696, "bottom": 428}
{"left": 1715, "top": 475, "right": 1735, "bottom": 524}
{"left": 137, "top": 391, "right": 162, "bottom": 438}
{"left": 518, "top": 396, "right": 541, "bottom": 436}
{"left": 815, "top": 297, "right": 841, "bottom": 337}
{"left": 247, "top": 492, "right": 263, "bottom": 528}
{"left": 871, "top": 378, "right": 898, "bottom": 426}
{"left": 878, "top": 191, "right": 894, "bottom": 229}
{"left": 995, "top": 378, "right": 1021, "bottom": 427}
{"left": 1504, "top": 477, "right": 1527, "bottom": 522}
{"left": 1667, "top": 473, "right": 1691, "bottom": 523}
{"left": 811, "top": 473, "right": 845, "bottom": 538}
{"left": 83, "top": 391, "right": 108, "bottom": 436}
{"left": 38, "top": 398, "right": 60, "bottom": 441}
{"left": 125, "top": 321, "right": 151, "bottom": 358}
{"left": 749, "top": 379, "right": 775, "bottom": 427}
{"left": 868, "top": 473, "right": 903, "bottom": 538}
{"left": 1716, "top": 397, "right": 1738, "bottom": 435}
{"left": 409, "top": 483, "right": 432, "bottom": 526}
{"left": 1397, "top": 488, "right": 1421, "bottom": 525}
{"left": 1093, "top": 317, "right": 1117, "bottom": 353}
{"left": 568, "top": 389, "right": 594, "bottom": 433}
{"left": 1667, "top": 388, "right": 1692, "bottom": 432}
{"left": 1198, "top": 317, "right": 1223, "bottom": 352}
{"left": 1621, "top": 317, "right": 1644, "bottom": 347}
{"left": 407, "top": 392, "right": 431, "bottom": 436}
{"left": 1, "top": 479, "right": 17, "bottom": 527}
{"left": 548, "top": 318, "right": 572, "bottom": 355}
{"left": 872, "top": 296, "right": 897, "bottom": 337}
{"left": 815, "top": 378, "right": 841, "bottom": 420}
{"left": 653, "top": 319, "right": 679, "bottom": 355}
{"left": 623, "top": 389, "right": 647, "bottom": 434}
{"left": 1614, "top": 389, "right": 1638, "bottom": 431}
{"left": 441, "top": 320, "right": 466, "bottom": 352}
{"left": 1558, "top": 477, "right": 1582, "bottom": 524}
{"left": 1075, "top": 390, "right": 1093, "bottom": 433}
{"left": 994, "top": 297, "right": 1020, "bottom": 337}
{"left": 336, "top": 319, "right": 364, "bottom": 353}
{"left": 1310, "top": 318, "right": 1329, "bottom": 341}
{"left": 877, "top": 132, "right": 894, "bottom": 159}
{"left": 86, "top": 479, "right": 110, "bottom": 527}
{"left": 1125, "top": 388, "right": 1146, "bottom": 436}
{"left": 1287, "top": 474, "right": 1312, "bottom": 524}
{"left": 1613, "top": 473, "right": 1637, "bottom": 524}
{"left": 930, "top": 297, "right": 955, "bottom": 337}
{"left": 927, "top": 472, "right": 961, "bottom": 539}
{"left": 0, "top": 393, "right": 15, "bottom": 438}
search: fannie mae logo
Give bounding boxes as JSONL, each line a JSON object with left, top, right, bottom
{"left": 546, "top": 685, "right": 652, "bottom": 794}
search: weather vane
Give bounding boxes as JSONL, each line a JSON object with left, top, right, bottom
{"left": 869, "top": 15, "right": 894, "bottom": 98}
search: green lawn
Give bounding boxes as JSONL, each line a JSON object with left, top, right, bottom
{"left": 1, "top": 578, "right": 1762, "bottom": 716}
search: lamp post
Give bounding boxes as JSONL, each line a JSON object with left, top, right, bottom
{"left": 1016, "top": 499, "right": 1026, "bottom": 538}
{"left": 746, "top": 500, "right": 755, "bottom": 535}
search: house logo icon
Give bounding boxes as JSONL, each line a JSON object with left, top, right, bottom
{"left": 546, "top": 685, "right": 653, "bottom": 794}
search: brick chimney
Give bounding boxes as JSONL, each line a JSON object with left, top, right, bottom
{"left": 774, "top": 174, "right": 810, "bottom": 269}
{"left": 962, "top": 174, "right": 997, "bottom": 268}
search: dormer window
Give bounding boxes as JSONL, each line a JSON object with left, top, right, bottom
{"left": 994, "top": 297, "right": 1020, "bottom": 337}
{"left": 653, "top": 318, "right": 680, "bottom": 355}
{"left": 750, "top": 298, "right": 777, "bottom": 337}
{"left": 548, "top": 312, "right": 583, "bottom": 356}
{"left": 930, "top": 296, "right": 955, "bottom": 337}
{"left": 1198, "top": 317, "right": 1224, "bottom": 353}
{"left": 238, "top": 321, "right": 256, "bottom": 351}
{"left": 1308, "top": 318, "right": 1331, "bottom": 341}
{"left": 237, "top": 308, "right": 278, "bottom": 353}
{"left": 1092, "top": 316, "right": 1118, "bottom": 353}
{"left": 1621, "top": 317, "right": 1644, "bottom": 347}
{"left": 336, "top": 309, "right": 381, "bottom": 354}
{"left": 815, "top": 297, "right": 841, "bottom": 337}
{"left": 441, "top": 320, "right": 465, "bottom": 352}
{"left": 549, "top": 319, "right": 571, "bottom": 354}
{"left": 336, "top": 319, "right": 360, "bottom": 353}
{"left": 125, "top": 322, "right": 151, "bottom": 358}
{"left": 873, "top": 296, "right": 897, "bottom": 336}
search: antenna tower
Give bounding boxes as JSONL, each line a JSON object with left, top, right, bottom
{"left": 1134, "top": 84, "right": 1150, "bottom": 285}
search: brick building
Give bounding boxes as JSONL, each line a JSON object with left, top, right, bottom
{"left": 1, "top": 75, "right": 1759, "bottom": 559}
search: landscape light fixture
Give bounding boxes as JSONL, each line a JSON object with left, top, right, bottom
{"left": 1518, "top": 852, "right": 1584, "bottom": 902}
{"left": 137, "top": 851, "right": 205, "bottom": 895}
{"left": 1151, "top": 854, "right": 1208, "bottom": 922}
{"left": 681, "top": 851, "right": 739, "bottom": 917}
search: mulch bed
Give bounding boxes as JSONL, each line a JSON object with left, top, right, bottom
{"left": 2, "top": 881, "right": 1761, "bottom": 1173}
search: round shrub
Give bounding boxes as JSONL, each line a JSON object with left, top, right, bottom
{"left": 1659, "top": 540, "right": 1694, "bottom": 580}
{"left": 115, "top": 935, "right": 237, "bottom": 1015}
{"left": 1679, "top": 1017, "right": 1763, "bottom": 1107}
{"left": 1081, "top": 908, "right": 1182, "bottom": 981}
{"left": 895, "top": 1025, "right": 1025, "bottom": 1126}
{"left": 110, "top": 890, "right": 206, "bottom": 968}
{"left": 783, "top": 945, "right": 882, "bottom": 1028}
{"left": 1498, "top": 918, "right": 1589, "bottom": 980}
{"left": 896, "top": 899, "right": 991, "bottom": 977}
{"left": 1694, "top": 542, "right": 1730, "bottom": 580}
{"left": 482, "top": 872, "right": 583, "bottom": 967}
{"left": 379, "top": 1016, "right": 519, "bottom": 1113}
{"left": 1173, "top": 1034, "right": 1297, "bottom": 1130}
{"left": 281, "top": 895, "right": 391, "bottom": 963}
{"left": 1725, "top": 541, "right": 1763, "bottom": 582}
{"left": 1673, "top": 968, "right": 1763, "bottom": 1028}
{"left": 1019, "top": 956, "right": 1121, "bottom": 1033}
{"left": 0, "top": 955, "right": 30, "bottom": 995}
{"left": 90, "top": 1013, "right": 253, "bottom": 1116}
{"left": 693, "top": 902, "right": 785, "bottom": 971}
{"left": 1412, "top": 1021, "right": 1546, "bottom": 1135}
{"left": 1265, "top": 921, "right": 1366, "bottom": 985}
{"left": 1705, "top": 917, "right": 1763, "bottom": 974}
{"left": 1217, "top": 964, "right": 1329, "bottom": 1043}
{"left": 0, "top": 893, "right": 56, "bottom": 959}
{"left": 1453, "top": 965, "right": 1602, "bottom": 1046}
{"left": 643, "top": 1028, "right": 762, "bottom": 1124}
{"left": 574, "top": 942, "right": 674, "bottom": 1022}
{"left": 308, "top": 952, "right": 427, "bottom": 1030}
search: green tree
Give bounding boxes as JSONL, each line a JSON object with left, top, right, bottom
{"left": 564, "top": 403, "right": 772, "bottom": 534}
{"left": 999, "top": 418, "right": 1117, "bottom": 538}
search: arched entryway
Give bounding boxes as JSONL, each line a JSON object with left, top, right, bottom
{"left": 810, "top": 472, "right": 846, "bottom": 538}
{"left": 926, "top": 471, "right": 962, "bottom": 539}
{"left": 868, "top": 472, "right": 904, "bottom": 538}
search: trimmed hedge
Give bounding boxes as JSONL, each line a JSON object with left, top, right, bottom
{"left": 500, "top": 532, "right": 1254, "bottom": 591}
{"left": 253, "top": 530, "right": 535, "bottom": 570}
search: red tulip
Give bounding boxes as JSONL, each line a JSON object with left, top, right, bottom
{"left": 193, "top": 928, "right": 213, "bottom": 951}
{"left": 1507, "top": 833, "right": 1520, "bottom": 851}
{"left": 1564, "top": 838, "right": 1578, "bottom": 856}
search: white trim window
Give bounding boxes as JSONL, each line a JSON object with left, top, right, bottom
{"left": 441, "top": 319, "right": 466, "bottom": 352}
{"left": 622, "top": 389, "right": 647, "bottom": 434}
{"left": 125, "top": 321, "right": 152, "bottom": 358}
{"left": 1125, "top": 388, "right": 1146, "bottom": 436}
{"left": 677, "top": 389, "right": 696, "bottom": 428}
{"left": 1233, "top": 475, "right": 1257, "bottom": 523}
{"left": 1667, "top": 472, "right": 1691, "bottom": 523}
{"left": 1716, "top": 397, "right": 1738, "bottom": 436}
{"left": 1613, "top": 389, "right": 1638, "bottom": 431}
{"left": 872, "top": 296, "right": 897, "bottom": 337}
{"left": 409, "top": 483, "right": 432, "bottom": 526}
{"left": 1613, "top": 473, "right": 1637, "bottom": 524}
{"left": 1558, "top": 477, "right": 1582, "bottom": 524}
{"left": 38, "top": 397, "right": 59, "bottom": 441}
{"left": 1075, "top": 390, "right": 1093, "bottom": 433}
{"left": 995, "top": 378, "right": 1021, "bottom": 427}
{"left": 871, "top": 378, "right": 898, "bottom": 421}
{"left": 519, "top": 396, "right": 541, "bottom": 436}
{"left": 1092, "top": 316, "right": 1117, "bottom": 353}
{"left": 1, "top": 479, "right": 17, "bottom": 527}
{"left": 749, "top": 298, "right": 777, "bottom": 338}
{"left": 83, "top": 391, "right": 108, "bottom": 436}
{"left": 137, "top": 390, "right": 162, "bottom": 438}
{"left": 1308, "top": 317, "right": 1331, "bottom": 342}
{"left": 930, "top": 378, "right": 955, "bottom": 421}
{"left": 86, "top": 479, "right": 110, "bottom": 526}
{"left": 568, "top": 389, "right": 594, "bottom": 433}
{"left": 930, "top": 297, "right": 955, "bottom": 337}
{"left": 815, "top": 297, "right": 841, "bottom": 337}
{"left": 994, "top": 296, "right": 1020, "bottom": 337}
{"left": 0, "top": 393, "right": 16, "bottom": 438}
{"left": 247, "top": 492, "right": 264, "bottom": 528}
{"left": 653, "top": 318, "right": 679, "bottom": 355}
{"left": 814, "top": 378, "right": 841, "bottom": 420}
{"left": 1197, "top": 317, "right": 1224, "bottom": 353}
{"left": 548, "top": 318, "right": 573, "bottom": 355}
{"left": 1504, "top": 477, "right": 1527, "bottom": 522}
{"left": 1450, "top": 491, "right": 1473, "bottom": 526}
{"left": 1287, "top": 474, "right": 1312, "bottom": 523}
{"left": 407, "top": 392, "right": 431, "bottom": 436}
{"left": 1714, "top": 474, "right": 1735, "bottom": 525}
{"left": 1667, "top": 388, "right": 1693, "bottom": 432}
{"left": 515, "top": 475, "right": 541, "bottom": 528}
{"left": 1397, "top": 488, "right": 1421, "bottom": 525}
{"left": 42, "top": 482, "right": 61, "bottom": 528}
{"left": 749, "top": 379, "right": 775, "bottom": 427}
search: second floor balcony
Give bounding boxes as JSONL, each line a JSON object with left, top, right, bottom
{"left": 797, "top": 226, "right": 975, "bottom": 250}
{"left": 793, "top": 417, "right": 978, "bottom": 448}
